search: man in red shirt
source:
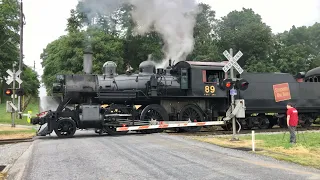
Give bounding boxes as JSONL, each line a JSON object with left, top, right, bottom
{"left": 286, "top": 103, "right": 298, "bottom": 144}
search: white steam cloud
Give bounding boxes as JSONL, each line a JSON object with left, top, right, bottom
{"left": 78, "top": 0, "right": 200, "bottom": 68}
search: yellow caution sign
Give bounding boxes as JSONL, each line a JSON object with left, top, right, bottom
{"left": 27, "top": 110, "right": 32, "bottom": 123}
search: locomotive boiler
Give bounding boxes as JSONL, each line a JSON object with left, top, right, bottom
{"left": 31, "top": 51, "right": 241, "bottom": 137}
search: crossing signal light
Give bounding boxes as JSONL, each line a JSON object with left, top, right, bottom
{"left": 220, "top": 78, "right": 234, "bottom": 91}
{"left": 16, "top": 88, "right": 25, "bottom": 96}
{"left": 220, "top": 78, "right": 249, "bottom": 91}
{"left": 235, "top": 79, "right": 249, "bottom": 91}
{"left": 5, "top": 89, "right": 13, "bottom": 96}
{"left": 4, "top": 88, "right": 25, "bottom": 96}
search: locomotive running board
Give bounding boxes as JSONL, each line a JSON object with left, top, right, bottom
{"left": 116, "top": 121, "right": 225, "bottom": 131}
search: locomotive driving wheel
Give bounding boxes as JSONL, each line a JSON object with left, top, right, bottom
{"left": 299, "top": 114, "right": 313, "bottom": 128}
{"left": 257, "top": 114, "right": 270, "bottom": 129}
{"left": 139, "top": 104, "right": 169, "bottom": 134}
{"left": 54, "top": 118, "right": 77, "bottom": 138}
{"left": 103, "top": 104, "right": 131, "bottom": 136}
{"left": 102, "top": 104, "right": 131, "bottom": 136}
{"left": 178, "top": 104, "right": 204, "bottom": 133}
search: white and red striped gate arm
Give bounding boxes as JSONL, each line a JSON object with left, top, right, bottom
{"left": 116, "top": 121, "right": 225, "bottom": 131}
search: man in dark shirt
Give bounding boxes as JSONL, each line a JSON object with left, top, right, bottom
{"left": 286, "top": 102, "right": 298, "bottom": 144}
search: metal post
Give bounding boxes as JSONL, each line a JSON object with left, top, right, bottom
{"left": 229, "top": 48, "right": 238, "bottom": 141}
{"left": 12, "top": 64, "right": 16, "bottom": 127}
{"left": 18, "top": 0, "right": 23, "bottom": 116}
{"left": 252, "top": 130, "right": 255, "bottom": 151}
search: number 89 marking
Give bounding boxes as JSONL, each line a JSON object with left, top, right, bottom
{"left": 205, "top": 86, "right": 215, "bottom": 93}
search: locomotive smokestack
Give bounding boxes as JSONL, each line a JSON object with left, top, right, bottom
{"left": 83, "top": 50, "right": 93, "bottom": 74}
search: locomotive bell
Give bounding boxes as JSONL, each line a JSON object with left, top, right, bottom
{"left": 83, "top": 51, "right": 93, "bottom": 74}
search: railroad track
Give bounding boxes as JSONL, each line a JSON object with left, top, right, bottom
{"left": 166, "top": 126, "right": 320, "bottom": 136}
{"left": 0, "top": 138, "right": 34, "bottom": 145}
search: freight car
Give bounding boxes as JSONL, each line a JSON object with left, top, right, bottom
{"left": 30, "top": 51, "right": 247, "bottom": 138}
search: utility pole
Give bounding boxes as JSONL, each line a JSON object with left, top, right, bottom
{"left": 18, "top": 0, "right": 24, "bottom": 116}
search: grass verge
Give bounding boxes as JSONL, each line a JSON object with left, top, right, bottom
{"left": 192, "top": 132, "right": 320, "bottom": 169}
{"left": 0, "top": 97, "right": 39, "bottom": 126}
{"left": 0, "top": 126, "right": 36, "bottom": 140}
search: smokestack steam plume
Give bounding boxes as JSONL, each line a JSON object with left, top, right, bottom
{"left": 78, "top": 0, "right": 201, "bottom": 68}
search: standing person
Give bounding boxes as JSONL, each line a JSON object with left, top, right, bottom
{"left": 286, "top": 102, "right": 299, "bottom": 144}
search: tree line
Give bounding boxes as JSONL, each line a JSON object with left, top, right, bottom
{"left": 15, "top": 2, "right": 320, "bottom": 95}
{"left": 0, "top": 0, "right": 40, "bottom": 102}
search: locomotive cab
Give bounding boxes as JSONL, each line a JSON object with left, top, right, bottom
{"left": 171, "top": 61, "right": 228, "bottom": 98}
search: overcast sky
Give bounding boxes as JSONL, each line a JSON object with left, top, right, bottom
{"left": 21, "top": 0, "right": 319, "bottom": 96}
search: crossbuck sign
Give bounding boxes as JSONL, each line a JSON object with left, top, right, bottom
{"left": 222, "top": 50, "right": 244, "bottom": 74}
{"left": 6, "top": 69, "right": 23, "bottom": 85}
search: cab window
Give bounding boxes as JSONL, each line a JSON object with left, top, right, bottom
{"left": 202, "top": 70, "right": 225, "bottom": 83}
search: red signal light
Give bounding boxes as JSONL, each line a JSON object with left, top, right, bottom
{"left": 236, "top": 79, "right": 249, "bottom": 91}
{"left": 220, "top": 79, "right": 234, "bottom": 91}
{"left": 5, "top": 89, "right": 13, "bottom": 96}
{"left": 16, "top": 88, "right": 25, "bottom": 96}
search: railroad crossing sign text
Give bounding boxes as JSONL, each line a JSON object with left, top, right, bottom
{"left": 222, "top": 50, "right": 244, "bottom": 74}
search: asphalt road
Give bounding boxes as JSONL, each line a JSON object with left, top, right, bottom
{"left": 6, "top": 131, "right": 320, "bottom": 180}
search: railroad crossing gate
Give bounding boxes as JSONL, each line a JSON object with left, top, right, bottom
{"left": 6, "top": 101, "right": 18, "bottom": 113}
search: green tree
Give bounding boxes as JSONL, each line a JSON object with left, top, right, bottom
{"left": 215, "top": 8, "right": 276, "bottom": 72}
{"left": 187, "top": 3, "right": 220, "bottom": 62}
{"left": 0, "top": 0, "right": 21, "bottom": 102}
{"left": 272, "top": 24, "right": 320, "bottom": 74}
{"left": 66, "top": 9, "right": 85, "bottom": 33}
{"left": 115, "top": 4, "right": 164, "bottom": 69}
{"left": 21, "top": 65, "right": 40, "bottom": 97}
{"left": 0, "top": 0, "right": 20, "bottom": 76}
{"left": 41, "top": 28, "right": 125, "bottom": 95}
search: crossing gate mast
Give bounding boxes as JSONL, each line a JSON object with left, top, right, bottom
{"left": 5, "top": 63, "right": 24, "bottom": 127}
{"left": 221, "top": 48, "right": 248, "bottom": 140}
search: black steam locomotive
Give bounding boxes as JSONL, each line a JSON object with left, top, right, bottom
{"left": 31, "top": 51, "right": 238, "bottom": 137}
{"left": 31, "top": 49, "right": 320, "bottom": 138}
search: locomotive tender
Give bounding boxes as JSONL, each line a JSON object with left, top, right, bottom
{"left": 31, "top": 51, "right": 244, "bottom": 137}
{"left": 223, "top": 68, "right": 320, "bottom": 130}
